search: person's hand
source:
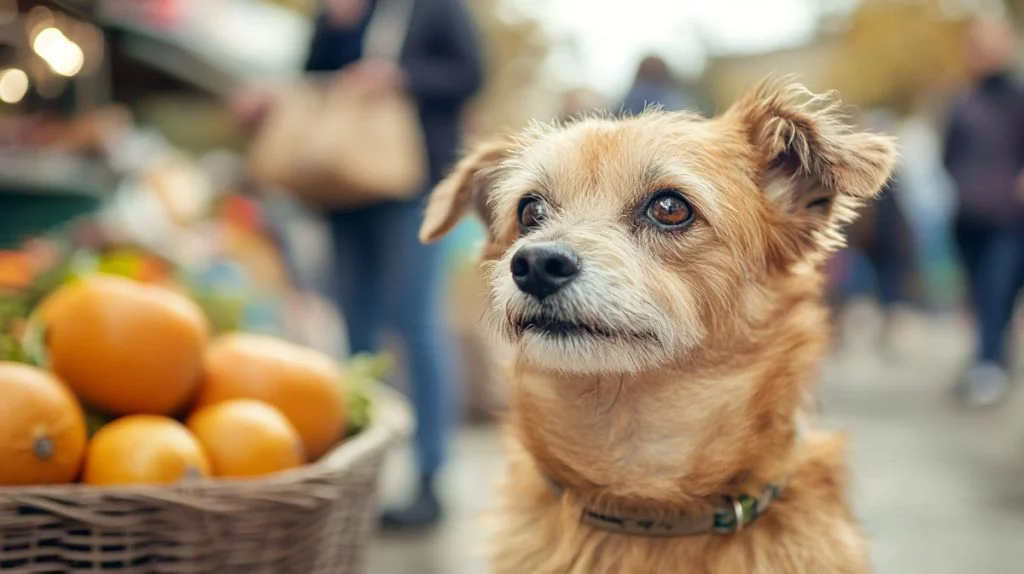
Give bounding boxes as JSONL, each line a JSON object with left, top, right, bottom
{"left": 1017, "top": 170, "right": 1024, "bottom": 201}
{"left": 343, "top": 59, "right": 406, "bottom": 93}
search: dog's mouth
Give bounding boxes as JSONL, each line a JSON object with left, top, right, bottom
{"left": 510, "top": 314, "right": 655, "bottom": 342}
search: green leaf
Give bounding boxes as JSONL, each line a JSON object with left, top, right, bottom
{"left": 20, "top": 316, "right": 49, "bottom": 368}
{"left": 342, "top": 352, "right": 393, "bottom": 435}
{"left": 0, "top": 332, "right": 27, "bottom": 363}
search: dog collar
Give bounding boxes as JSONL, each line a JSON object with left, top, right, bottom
{"left": 543, "top": 415, "right": 804, "bottom": 537}
{"left": 544, "top": 476, "right": 787, "bottom": 537}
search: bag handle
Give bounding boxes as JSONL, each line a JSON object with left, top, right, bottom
{"left": 362, "top": 0, "right": 415, "bottom": 62}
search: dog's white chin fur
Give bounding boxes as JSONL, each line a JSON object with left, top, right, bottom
{"left": 488, "top": 263, "right": 699, "bottom": 374}
{"left": 512, "top": 330, "right": 671, "bottom": 374}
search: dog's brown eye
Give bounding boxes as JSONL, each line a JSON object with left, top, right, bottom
{"left": 646, "top": 192, "right": 694, "bottom": 229}
{"left": 518, "top": 196, "right": 547, "bottom": 232}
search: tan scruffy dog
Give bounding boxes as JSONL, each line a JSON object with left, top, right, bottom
{"left": 419, "top": 78, "right": 897, "bottom": 574}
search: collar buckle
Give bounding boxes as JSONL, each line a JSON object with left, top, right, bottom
{"left": 712, "top": 493, "right": 757, "bottom": 535}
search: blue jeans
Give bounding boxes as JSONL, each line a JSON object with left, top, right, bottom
{"left": 955, "top": 218, "right": 1024, "bottom": 365}
{"left": 842, "top": 248, "right": 908, "bottom": 310}
{"left": 327, "top": 200, "right": 459, "bottom": 476}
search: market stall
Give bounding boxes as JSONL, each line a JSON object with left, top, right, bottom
{"left": 0, "top": 2, "right": 410, "bottom": 571}
{"left": 0, "top": 0, "right": 331, "bottom": 332}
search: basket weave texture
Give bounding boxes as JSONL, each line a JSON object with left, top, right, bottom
{"left": 0, "top": 386, "right": 412, "bottom": 574}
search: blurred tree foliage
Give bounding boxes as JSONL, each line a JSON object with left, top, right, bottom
{"left": 707, "top": 0, "right": 973, "bottom": 111}
{"left": 464, "top": 0, "right": 555, "bottom": 137}
{"left": 831, "top": 0, "right": 971, "bottom": 108}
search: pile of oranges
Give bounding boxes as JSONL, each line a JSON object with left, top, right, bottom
{"left": 0, "top": 274, "right": 349, "bottom": 487}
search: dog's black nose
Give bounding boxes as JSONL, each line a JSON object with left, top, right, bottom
{"left": 510, "top": 243, "right": 580, "bottom": 300}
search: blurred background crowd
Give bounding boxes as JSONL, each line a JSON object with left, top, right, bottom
{"left": 2, "top": 0, "right": 1024, "bottom": 572}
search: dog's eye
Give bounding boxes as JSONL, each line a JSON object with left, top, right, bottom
{"left": 645, "top": 191, "right": 694, "bottom": 229}
{"left": 518, "top": 196, "right": 547, "bottom": 233}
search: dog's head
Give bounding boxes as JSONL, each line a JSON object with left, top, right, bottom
{"left": 421, "top": 79, "right": 896, "bottom": 375}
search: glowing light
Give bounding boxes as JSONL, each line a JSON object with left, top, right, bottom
{"left": 33, "top": 27, "right": 66, "bottom": 54}
{"left": 0, "top": 69, "right": 29, "bottom": 104}
{"left": 32, "top": 27, "right": 85, "bottom": 78}
{"left": 48, "top": 42, "right": 84, "bottom": 77}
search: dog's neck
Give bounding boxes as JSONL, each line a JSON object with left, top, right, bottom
{"left": 508, "top": 288, "right": 827, "bottom": 517}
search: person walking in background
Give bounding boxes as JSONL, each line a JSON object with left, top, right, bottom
{"left": 896, "top": 99, "right": 959, "bottom": 310}
{"left": 942, "top": 17, "right": 1024, "bottom": 407}
{"left": 619, "top": 55, "right": 694, "bottom": 115}
{"left": 834, "top": 109, "right": 916, "bottom": 357}
{"left": 307, "top": 0, "right": 483, "bottom": 529}
{"left": 838, "top": 175, "right": 916, "bottom": 354}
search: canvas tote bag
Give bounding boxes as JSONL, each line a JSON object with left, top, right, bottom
{"left": 248, "top": 0, "right": 426, "bottom": 208}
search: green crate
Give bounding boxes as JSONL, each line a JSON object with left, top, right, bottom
{"left": 0, "top": 192, "right": 101, "bottom": 249}
{"left": 0, "top": 152, "right": 114, "bottom": 249}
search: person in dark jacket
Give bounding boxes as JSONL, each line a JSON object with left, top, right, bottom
{"left": 942, "top": 17, "right": 1024, "bottom": 407}
{"left": 307, "top": 0, "right": 483, "bottom": 529}
{"left": 619, "top": 55, "right": 694, "bottom": 116}
{"left": 843, "top": 177, "right": 915, "bottom": 315}
{"left": 835, "top": 109, "right": 916, "bottom": 355}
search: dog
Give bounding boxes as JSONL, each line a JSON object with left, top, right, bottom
{"left": 419, "top": 77, "right": 896, "bottom": 574}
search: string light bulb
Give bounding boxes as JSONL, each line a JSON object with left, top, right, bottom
{"left": 0, "top": 69, "right": 29, "bottom": 104}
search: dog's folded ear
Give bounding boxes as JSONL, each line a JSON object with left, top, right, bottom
{"left": 728, "top": 77, "right": 898, "bottom": 260}
{"left": 419, "top": 139, "right": 510, "bottom": 244}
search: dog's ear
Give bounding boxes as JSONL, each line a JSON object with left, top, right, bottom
{"left": 419, "top": 139, "right": 510, "bottom": 244}
{"left": 728, "top": 77, "right": 897, "bottom": 262}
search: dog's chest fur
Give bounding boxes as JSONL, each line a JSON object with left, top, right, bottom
{"left": 514, "top": 370, "right": 710, "bottom": 494}
{"left": 490, "top": 432, "right": 870, "bottom": 574}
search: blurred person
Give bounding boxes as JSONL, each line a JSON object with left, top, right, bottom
{"left": 836, "top": 176, "right": 916, "bottom": 352}
{"left": 306, "top": 0, "right": 483, "bottom": 528}
{"left": 896, "top": 100, "right": 959, "bottom": 309}
{"left": 942, "top": 17, "right": 1024, "bottom": 407}
{"left": 836, "top": 110, "right": 916, "bottom": 355}
{"left": 619, "top": 55, "right": 694, "bottom": 115}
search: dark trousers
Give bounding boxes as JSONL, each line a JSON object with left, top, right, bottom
{"left": 860, "top": 244, "right": 908, "bottom": 310}
{"left": 954, "top": 217, "right": 1024, "bottom": 365}
{"left": 868, "top": 188, "right": 911, "bottom": 309}
{"left": 327, "top": 200, "right": 459, "bottom": 475}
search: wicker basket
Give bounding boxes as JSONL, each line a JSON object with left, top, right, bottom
{"left": 0, "top": 386, "right": 412, "bottom": 574}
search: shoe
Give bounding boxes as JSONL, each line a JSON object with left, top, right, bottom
{"left": 379, "top": 473, "right": 442, "bottom": 532}
{"left": 956, "top": 363, "right": 1012, "bottom": 408}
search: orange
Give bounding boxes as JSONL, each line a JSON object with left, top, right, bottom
{"left": 82, "top": 415, "right": 211, "bottom": 485}
{"left": 187, "top": 399, "right": 305, "bottom": 478}
{"left": 196, "top": 333, "right": 347, "bottom": 460}
{"left": 0, "top": 251, "right": 33, "bottom": 289}
{"left": 0, "top": 362, "right": 87, "bottom": 485}
{"left": 38, "top": 274, "right": 209, "bottom": 415}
